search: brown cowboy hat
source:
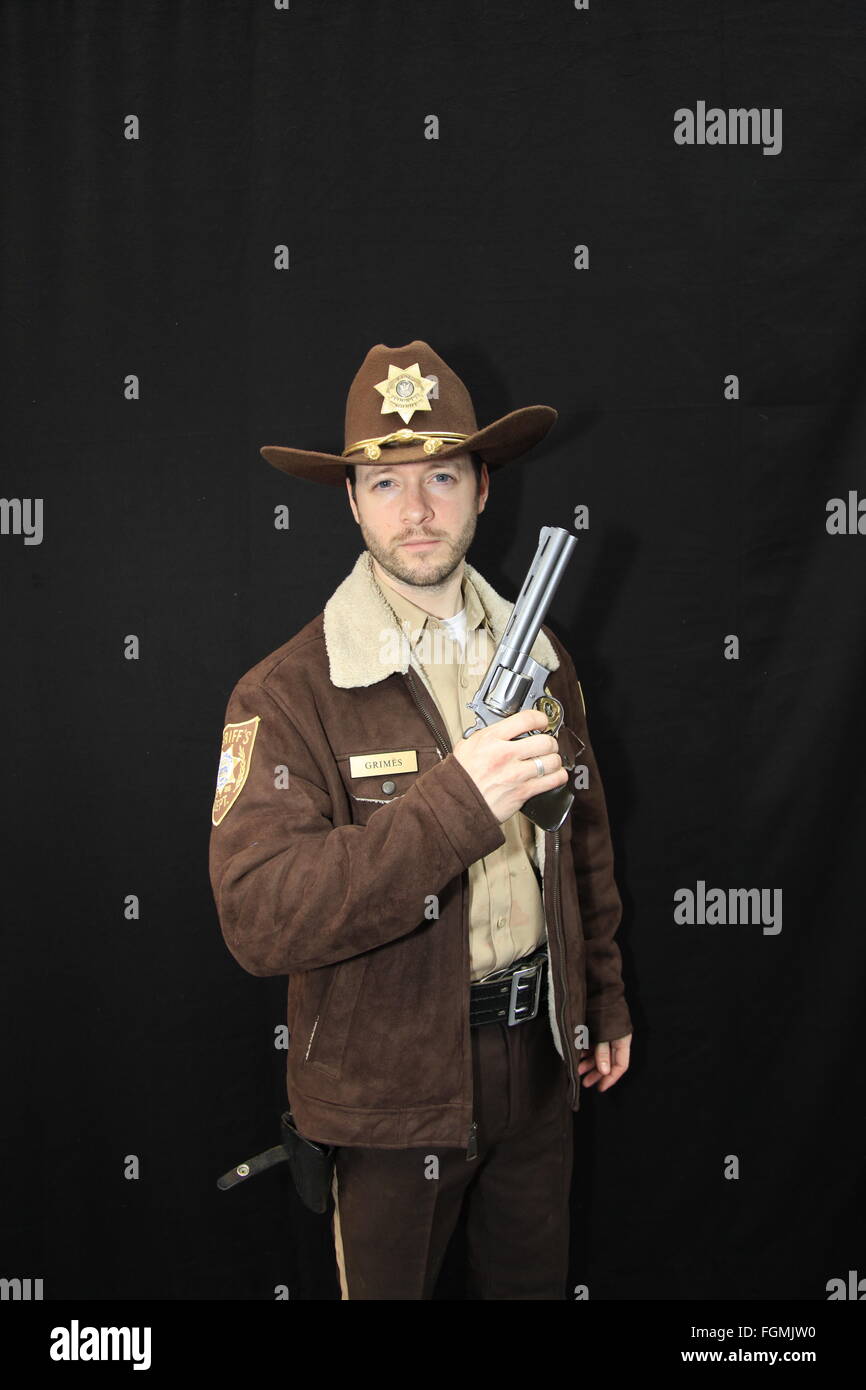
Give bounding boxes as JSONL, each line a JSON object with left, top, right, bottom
{"left": 259, "top": 339, "right": 558, "bottom": 487}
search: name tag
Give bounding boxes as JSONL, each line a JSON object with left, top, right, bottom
{"left": 348, "top": 748, "right": 419, "bottom": 777}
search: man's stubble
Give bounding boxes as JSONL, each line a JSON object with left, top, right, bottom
{"left": 357, "top": 507, "right": 480, "bottom": 592}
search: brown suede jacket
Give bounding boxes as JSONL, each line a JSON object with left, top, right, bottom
{"left": 209, "top": 549, "right": 632, "bottom": 1151}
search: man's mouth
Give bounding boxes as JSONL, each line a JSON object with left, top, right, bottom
{"left": 401, "top": 538, "right": 440, "bottom": 549}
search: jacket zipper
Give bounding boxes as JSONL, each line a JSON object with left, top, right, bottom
{"left": 405, "top": 666, "right": 452, "bottom": 761}
{"left": 403, "top": 667, "right": 478, "bottom": 1158}
{"left": 544, "top": 832, "right": 578, "bottom": 1107}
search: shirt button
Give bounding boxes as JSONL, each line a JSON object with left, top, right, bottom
{"left": 381, "top": 780, "right": 396, "bottom": 794}
{"left": 496, "top": 916, "right": 505, "bottom": 930}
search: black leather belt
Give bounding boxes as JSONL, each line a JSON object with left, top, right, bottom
{"left": 469, "top": 948, "right": 548, "bottom": 1028}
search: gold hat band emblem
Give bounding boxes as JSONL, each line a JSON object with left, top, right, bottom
{"left": 342, "top": 428, "right": 469, "bottom": 461}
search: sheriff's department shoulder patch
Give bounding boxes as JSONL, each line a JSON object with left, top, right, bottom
{"left": 212, "top": 715, "right": 261, "bottom": 826}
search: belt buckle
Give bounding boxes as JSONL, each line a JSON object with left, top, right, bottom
{"left": 507, "top": 960, "right": 542, "bottom": 1026}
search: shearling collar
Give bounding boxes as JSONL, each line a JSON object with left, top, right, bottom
{"left": 323, "top": 548, "right": 560, "bottom": 690}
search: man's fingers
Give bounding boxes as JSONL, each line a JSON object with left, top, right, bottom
{"left": 578, "top": 1037, "right": 631, "bottom": 1091}
{"left": 580, "top": 1060, "right": 625, "bottom": 1090}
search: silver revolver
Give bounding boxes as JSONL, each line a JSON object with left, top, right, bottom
{"left": 463, "top": 525, "right": 578, "bottom": 832}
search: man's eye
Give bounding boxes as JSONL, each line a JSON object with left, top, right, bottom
{"left": 373, "top": 474, "right": 455, "bottom": 490}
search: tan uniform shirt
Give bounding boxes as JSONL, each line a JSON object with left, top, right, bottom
{"left": 373, "top": 564, "right": 547, "bottom": 982}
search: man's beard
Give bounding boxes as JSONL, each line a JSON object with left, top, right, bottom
{"left": 359, "top": 511, "right": 478, "bottom": 590}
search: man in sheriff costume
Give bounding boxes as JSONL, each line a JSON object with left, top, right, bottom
{"left": 209, "top": 340, "right": 633, "bottom": 1300}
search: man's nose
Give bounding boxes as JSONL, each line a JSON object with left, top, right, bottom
{"left": 401, "top": 488, "right": 434, "bottom": 520}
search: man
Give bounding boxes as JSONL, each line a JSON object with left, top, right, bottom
{"left": 209, "top": 340, "right": 633, "bottom": 1300}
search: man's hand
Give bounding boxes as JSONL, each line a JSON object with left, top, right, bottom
{"left": 451, "top": 708, "right": 567, "bottom": 824}
{"left": 577, "top": 1033, "right": 632, "bottom": 1092}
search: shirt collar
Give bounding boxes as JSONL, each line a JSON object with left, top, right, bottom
{"left": 373, "top": 563, "right": 489, "bottom": 642}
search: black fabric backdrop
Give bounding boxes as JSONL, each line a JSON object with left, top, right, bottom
{"left": 2, "top": 0, "right": 865, "bottom": 1305}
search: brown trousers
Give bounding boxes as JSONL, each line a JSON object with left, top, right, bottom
{"left": 329, "top": 1005, "right": 574, "bottom": 1299}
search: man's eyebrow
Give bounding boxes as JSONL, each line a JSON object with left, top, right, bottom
{"left": 364, "top": 461, "right": 465, "bottom": 480}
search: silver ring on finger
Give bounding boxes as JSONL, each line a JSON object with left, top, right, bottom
{"left": 534, "top": 756, "right": 545, "bottom": 778}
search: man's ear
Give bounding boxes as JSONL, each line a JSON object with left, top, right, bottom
{"left": 477, "top": 461, "right": 490, "bottom": 513}
{"left": 345, "top": 477, "right": 360, "bottom": 524}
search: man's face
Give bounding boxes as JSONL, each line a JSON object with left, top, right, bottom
{"left": 345, "top": 452, "right": 488, "bottom": 588}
